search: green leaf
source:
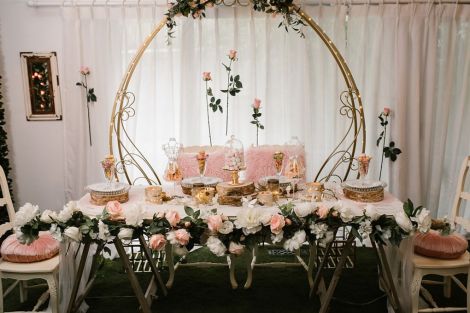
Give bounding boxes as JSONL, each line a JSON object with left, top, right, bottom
{"left": 350, "top": 226, "right": 363, "bottom": 241}
{"left": 260, "top": 125, "right": 264, "bottom": 129}
{"left": 184, "top": 206, "right": 194, "bottom": 216}
{"left": 393, "top": 148, "right": 402, "bottom": 154}
{"left": 219, "top": 106, "right": 223, "bottom": 113}
{"left": 216, "top": 99, "right": 221, "bottom": 105}
{"left": 90, "top": 94, "right": 97, "bottom": 102}
{"left": 234, "top": 75, "right": 240, "bottom": 81}
{"left": 389, "top": 141, "right": 395, "bottom": 148}
{"left": 235, "top": 81, "right": 242, "bottom": 88}
{"left": 220, "top": 89, "right": 228, "bottom": 93}
{"left": 76, "top": 82, "right": 82, "bottom": 86}
{"left": 250, "top": 121, "right": 257, "bottom": 124}
{"left": 229, "top": 90, "right": 236, "bottom": 96}
{"left": 391, "top": 154, "right": 397, "bottom": 161}
{"left": 230, "top": 75, "right": 233, "bottom": 82}
{"left": 211, "top": 97, "right": 215, "bottom": 102}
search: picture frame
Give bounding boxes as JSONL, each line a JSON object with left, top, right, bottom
{"left": 20, "top": 52, "right": 62, "bottom": 121}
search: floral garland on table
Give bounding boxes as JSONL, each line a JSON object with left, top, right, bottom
{"left": 14, "top": 199, "right": 431, "bottom": 257}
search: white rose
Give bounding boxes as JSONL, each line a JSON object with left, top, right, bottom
{"left": 98, "top": 221, "right": 112, "bottom": 241}
{"left": 14, "top": 203, "right": 39, "bottom": 227}
{"left": 234, "top": 208, "right": 265, "bottom": 235}
{"left": 395, "top": 211, "right": 413, "bottom": 232}
{"left": 207, "top": 236, "right": 227, "bottom": 257}
{"left": 49, "top": 224, "right": 63, "bottom": 241}
{"left": 294, "top": 202, "right": 314, "bottom": 218}
{"left": 411, "top": 208, "right": 432, "bottom": 233}
{"left": 228, "top": 242, "right": 245, "bottom": 255}
{"left": 271, "top": 231, "right": 284, "bottom": 243}
{"left": 358, "top": 220, "right": 373, "bottom": 239}
{"left": 57, "top": 202, "right": 79, "bottom": 223}
{"left": 124, "top": 203, "right": 145, "bottom": 227}
{"left": 219, "top": 221, "right": 234, "bottom": 234}
{"left": 283, "top": 230, "right": 306, "bottom": 251}
{"left": 310, "top": 222, "right": 329, "bottom": 239}
{"left": 40, "top": 209, "right": 57, "bottom": 224}
{"left": 339, "top": 206, "right": 355, "bottom": 223}
{"left": 64, "top": 226, "right": 82, "bottom": 242}
{"left": 364, "top": 204, "right": 380, "bottom": 221}
{"left": 318, "top": 231, "right": 335, "bottom": 247}
{"left": 118, "top": 228, "right": 134, "bottom": 241}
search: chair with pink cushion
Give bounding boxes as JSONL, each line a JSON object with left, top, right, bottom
{"left": 0, "top": 166, "right": 59, "bottom": 313}
{"left": 177, "top": 145, "right": 231, "bottom": 181}
{"left": 244, "top": 144, "right": 306, "bottom": 183}
{"left": 410, "top": 156, "right": 470, "bottom": 313}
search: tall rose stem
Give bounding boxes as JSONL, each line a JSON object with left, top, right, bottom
{"left": 379, "top": 115, "right": 387, "bottom": 180}
{"left": 205, "top": 81, "right": 213, "bottom": 146}
{"left": 225, "top": 59, "right": 233, "bottom": 136}
{"left": 256, "top": 126, "right": 259, "bottom": 146}
{"left": 84, "top": 74, "right": 92, "bottom": 146}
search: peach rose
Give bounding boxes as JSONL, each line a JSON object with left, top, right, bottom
{"left": 316, "top": 205, "right": 330, "bottom": 219}
{"left": 253, "top": 98, "right": 261, "bottom": 109}
{"left": 383, "top": 107, "right": 391, "bottom": 116}
{"left": 228, "top": 49, "right": 237, "bottom": 60}
{"left": 229, "top": 242, "right": 245, "bottom": 255}
{"left": 202, "top": 71, "right": 212, "bottom": 81}
{"left": 270, "top": 214, "right": 285, "bottom": 235}
{"left": 80, "top": 66, "right": 90, "bottom": 75}
{"left": 174, "top": 229, "right": 190, "bottom": 246}
{"left": 106, "top": 201, "right": 123, "bottom": 220}
{"left": 166, "top": 210, "right": 181, "bottom": 227}
{"left": 149, "top": 234, "right": 166, "bottom": 251}
{"left": 285, "top": 218, "right": 292, "bottom": 226}
{"left": 207, "top": 215, "right": 223, "bottom": 233}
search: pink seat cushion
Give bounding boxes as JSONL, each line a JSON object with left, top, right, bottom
{"left": 1, "top": 233, "right": 59, "bottom": 263}
{"left": 245, "top": 145, "right": 306, "bottom": 183}
{"left": 177, "top": 146, "right": 231, "bottom": 181}
{"left": 414, "top": 230, "right": 468, "bottom": 259}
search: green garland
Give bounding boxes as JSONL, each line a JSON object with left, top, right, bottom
{"left": 0, "top": 75, "right": 13, "bottom": 225}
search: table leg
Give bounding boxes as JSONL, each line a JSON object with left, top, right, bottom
{"left": 244, "top": 245, "right": 257, "bottom": 289}
{"left": 307, "top": 244, "right": 316, "bottom": 289}
{"left": 318, "top": 232, "right": 355, "bottom": 313}
{"left": 66, "top": 241, "right": 91, "bottom": 313}
{"left": 114, "top": 238, "right": 152, "bottom": 313}
{"left": 227, "top": 254, "right": 238, "bottom": 289}
{"left": 138, "top": 235, "right": 168, "bottom": 297}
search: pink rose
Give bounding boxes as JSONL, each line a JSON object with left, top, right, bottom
{"left": 207, "top": 215, "right": 223, "bottom": 233}
{"left": 184, "top": 221, "right": 191, "bottom": 228}
{"left": 106, "top": 201, "right": 123, "bottom": 220}
{"left": 174, "top": 229, "right": 190, "bottom": 246}
{"left": 149, "top": 234, "right": 166, "bottom": 251}
{"left": 270, "top": 214, "right": 286, "bottom": 235}
{"left": 316, "top": 205, "right": 330, "bottom": 219}
{"left": 202, "top": 72, "right": 212, "bottom": 81}
{"left": 80, "top": 66, "right": 90, "bottom": 75}
{"left": 285, "top": 218, "right": 292, "bottom": 226}
{"left": 252, "top": 98, "right": 261, "bottom": 109}
{"left": 166, "top": 210, "right": 181, "bottom": 227}
{"left": 229, "top": 242, "right": 245, "bottom": 255}
{"left": 383, "top": 107, "right": 391, "bottom": 116}
{"left": 228, "top": 49, "right": 237, "bottom": 60}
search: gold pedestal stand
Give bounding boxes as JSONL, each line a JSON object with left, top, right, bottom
{"left": 217, "top": 168, "right": 255, "bottom": 206}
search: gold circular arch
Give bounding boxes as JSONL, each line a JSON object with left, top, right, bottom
{"left": 108, "top": 7, "right": 366, "bottom": 185}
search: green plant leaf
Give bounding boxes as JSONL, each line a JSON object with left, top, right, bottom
{"left": 184, "top": 206, "right": 194, "bottom": 216}
{"left": 235, "top": 81, "right": 242, "bottom": 88}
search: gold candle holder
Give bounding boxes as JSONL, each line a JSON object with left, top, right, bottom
{"left": 257, "top": 191, "right": 274, "bottom": 206}
{"left": 192, "top": 187, "right": 216, "bottom": 205}
{"left": 145, "top": 186, "right": 163, "bottom": 204}
{"left": 307, "top": 182, "right": 324, "bottom": 202}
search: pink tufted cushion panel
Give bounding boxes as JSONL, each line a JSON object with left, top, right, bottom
{"left": 245, "top": 145, "right": 306, "bottom": 183}
{"left": 177, "top": 146, "right": 231, "bottom": 181}
{"left": 1, "top": 232, "right": 59, "bottom": 263}
{"left": 414, "top": 230, "right": 468, "bottom": 259}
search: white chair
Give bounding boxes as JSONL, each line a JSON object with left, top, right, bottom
{"left": 0, "top": 166, "right": 59, "bottom": 313}
{"left": 411, "top": 156, "right": 470, "bottom": 313}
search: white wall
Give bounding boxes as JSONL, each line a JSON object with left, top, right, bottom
{"left": 0, "top": 0, "right": 66, "bottom": 210}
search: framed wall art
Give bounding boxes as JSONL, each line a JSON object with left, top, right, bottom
{"left": 20, "top": 52, "right": 62, "bottom": 121}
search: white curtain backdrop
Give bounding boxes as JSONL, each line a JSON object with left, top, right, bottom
{"left": 60, "top": 2, "right": 470, "bottom": 217}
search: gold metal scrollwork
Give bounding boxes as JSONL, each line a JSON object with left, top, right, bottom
{"left": 109, "top": 8, "right": 366, "bottom": 185}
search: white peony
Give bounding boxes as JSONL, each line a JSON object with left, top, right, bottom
{"left": 14, "top": 203, "right": 39, "bottom": 227}
{"left": 98, "top": 221, "right": 112, "bottom": 241}
{"left": 234, "top": 208, "right": 269, "bottom": 235}
{"left": 64, "top": 226, "right": 82, "bottom": 242}
{"left": 57, "top": 201, "right": 79, "bottom": 223}
{"left": 358, "top": 220, "right": 373, "bottom": 239}
{"left": 294, "top": 202, "right": 314, "bottom": 218}
{"left": 207, "top": 236, "right": 227, "bottom": 257}
{"left": 318, "top": 231, "right": 335, "bottom": 247}
{"left": 49, "top": 224, "right": 63, "bottom": 241}
{"left": 395, "top": 211, "right": 413, "bottom": 232}
{"left": 124, "top": 203, "right": 145, "bottom": 227}
{"left": 283, "top": 230, "right": 306, "bottom": 251}
{"left": 339, "top": 206, "right": 356, "bottom": 223}
{"left": 310, "top": 222, "right": 329, "bottom": 239}
{"left": 271, "top": 231, "right": 284, "bottom": 243}
{"left": 40, "top": 209, "right": 58, "bottom": 224}
{"left": 219, "top": 221, "right": 234, "bottom": 234}
{"left": 364, "top": 204, "right": 380, "bottom": 221}
{"left": 118, "top": 228, "right": 134, "bottom": 241}
{"left": 411, "top": 208, "right": 432, "bottom": 233}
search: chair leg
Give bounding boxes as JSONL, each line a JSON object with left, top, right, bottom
{"left": 46, "top": 274, "right": 59, "bottom": 313}
{"left": 19, "top": 280, "right": 28, "bottom": 303}
{"left": 411, "top": 269, "right": 423, "bottom": 313}
{"left": 443, "top": 276, "right": 452, "bottom": 298}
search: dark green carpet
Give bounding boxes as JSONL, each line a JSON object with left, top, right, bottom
{"left": 4, "top": 247, "right": 467, "bottom": 312}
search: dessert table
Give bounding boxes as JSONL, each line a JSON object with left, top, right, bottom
{"left": 63, "top": 184, "right": 407, "bottom": 313}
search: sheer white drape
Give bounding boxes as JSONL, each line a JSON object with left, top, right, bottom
{"left": 61, "top": 3, "right": 470, "bottom": 217}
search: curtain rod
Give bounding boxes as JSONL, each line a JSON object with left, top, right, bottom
{"left": 27, "top": 0, "right": 469, "bottom": 7}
